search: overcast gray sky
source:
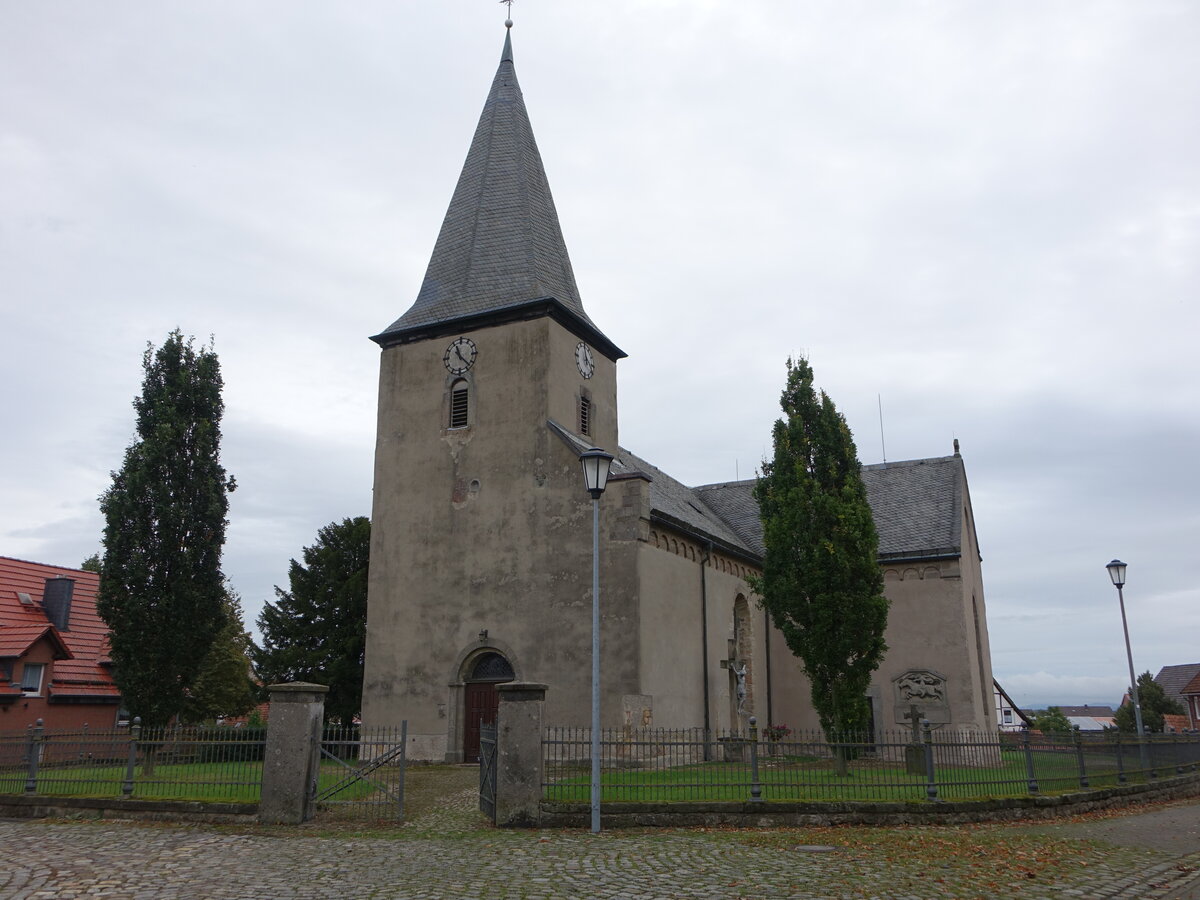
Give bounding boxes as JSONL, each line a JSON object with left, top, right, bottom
{"left": 3, "top": 2, "right": 1197, "bottom": 710}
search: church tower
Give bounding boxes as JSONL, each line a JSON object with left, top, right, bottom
{"left": 362, "top": 24, "right": 628, "bottom": 762}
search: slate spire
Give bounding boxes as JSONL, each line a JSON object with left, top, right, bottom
{"left": 374, "top": 25, "right": 621, "bottom": 358}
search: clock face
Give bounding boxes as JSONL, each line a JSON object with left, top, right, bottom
{"left": 443, "top": 337, "right": 477, "bottom": 375}
{"left": 575, "top": 341, "right": 595, "bottom": 379}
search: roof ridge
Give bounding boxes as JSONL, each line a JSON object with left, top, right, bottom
{"left": 0, "top": 555, "right": 96, "bottom": 577}
{"left": 862, "top": 454, "right": 958, "bottom": 471}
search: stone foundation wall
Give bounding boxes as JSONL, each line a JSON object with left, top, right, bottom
{"left": 537, "top": 772, "right": 1200, "bottom": 829}
{"left": 0, "top": 794, "right": 257, "bottom": 824}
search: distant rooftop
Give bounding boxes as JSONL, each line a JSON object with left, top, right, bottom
{"left": 1156, "top": 664, "right": 1200, "bottom": 704}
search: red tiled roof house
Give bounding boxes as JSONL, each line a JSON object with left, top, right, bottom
{"left": 0, "top": 556, "right": 121, "bottom": 731}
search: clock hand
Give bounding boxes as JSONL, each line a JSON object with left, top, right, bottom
{"left": 454, "top": 345, "right": 468, "bottom": 365}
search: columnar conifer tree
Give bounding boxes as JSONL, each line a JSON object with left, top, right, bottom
{"left": 253, "top": 516, "right": 370, "bottom": 725}
{"left": 750, "top": 357, "right": 888, "bottom": 741}
{"left": 97, "top": 331, "right": 235, "bottom": 727}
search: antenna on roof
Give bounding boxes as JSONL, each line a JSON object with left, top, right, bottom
{"left": 878, "top": 394, "right": 887, "bottom": 464}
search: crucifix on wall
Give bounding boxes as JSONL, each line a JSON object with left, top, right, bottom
{"left": 720, "top": 638, "right": 749, "bottom": 725}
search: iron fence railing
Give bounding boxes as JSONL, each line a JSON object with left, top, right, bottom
{"left": 542, "top": 722, "right": 1200, "bottom": 804}
{"left": 0, "top": 718, "right": 265, "bottom": 803}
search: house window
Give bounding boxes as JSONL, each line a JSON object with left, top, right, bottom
{"left": 449, "top": 379, "right": 469, "bottom": 429}
{"left": 20, "top": 663, "right": 45, "bottom": 695}
{"left": 1002, "top": 709, "right": 1013, "bottom": 725}
{"left": 579, "top": 393, "right": 592, "bottom": 437}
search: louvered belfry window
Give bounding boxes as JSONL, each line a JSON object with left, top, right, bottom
{"left": 579, "top": 394, "right": 591, "bottom": 436}
{"left": 450, "top": 380, "right": 469, "bottom": 428}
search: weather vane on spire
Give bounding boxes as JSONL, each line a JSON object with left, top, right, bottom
{"left": 500, "top": 0, "right": 514, "bottom": 27}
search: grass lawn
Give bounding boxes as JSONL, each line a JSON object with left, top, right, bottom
{"left": 544, "top": 748, "right": 1159, "bottom": 804}
{"left": 0, "top": 758, "right": 388, "bottom": 805}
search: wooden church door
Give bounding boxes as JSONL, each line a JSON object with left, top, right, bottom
{"left": 463, "top": 652, "right": 515, "bottom": 764}
{"left": 464, "top": 682, "right": 499, "bottom": 764}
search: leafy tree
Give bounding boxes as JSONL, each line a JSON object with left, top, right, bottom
{"left": 97, "top": 331, "right": 235, "bottom": 727}
{"left": 749, "top": 357, "right": 888, "bottom": 748}
{"left": 253, "top": 517, "right": 370, "bottom": 724}
{"left": 182, "top": 585, "right": 257, "bottom": 723}
{"left": 1030, "top": 707, "right": 1074, "bottom": 734}
{"left": 80, "top": 553, "right": 102, "bottom": 573}
{"left": 1115, "top": 671, "right": 1184, "bottom": 733}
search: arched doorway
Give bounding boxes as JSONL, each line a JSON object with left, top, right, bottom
{"left": 463, "top": 651, "right": 515, "bottom": 763}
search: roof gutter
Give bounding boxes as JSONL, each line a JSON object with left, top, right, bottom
{"left": 876, "top": 548, "right": 961, "bottom": 564}
{"left": 371, "top": 296, "right": 627, "bottom": 362}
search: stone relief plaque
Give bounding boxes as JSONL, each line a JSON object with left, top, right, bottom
{"left": 622, "top": 694, "right": 653, "bottom": 730}
{"left": 892, "top": 669, "right": 951, "bottom": 725}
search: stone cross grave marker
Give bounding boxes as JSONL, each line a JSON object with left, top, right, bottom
{"left": 904, "top": 703, "right": 927, "bottom": 775}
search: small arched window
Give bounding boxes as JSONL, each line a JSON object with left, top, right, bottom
{"left": 470, "top": 652, "right": 515, "bottom": 683}
{"left": 449, "top": 379, "right": 469, "bottom": 429}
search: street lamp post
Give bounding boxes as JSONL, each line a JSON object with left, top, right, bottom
{"left": 580, "top": 447, "right": 614, "bottom": 835}
{"left": 1107, "top": 559, "right": 1149, "bottom": 774}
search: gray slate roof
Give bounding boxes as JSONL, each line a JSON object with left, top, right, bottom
{"left": 860, "top": 457, "right": 963, "bottom": 561}
{"left": 548, "top": 420, "right": 968, "bottom": 564}
{"left": 618, "top": 447, "right": 755, "bottom": 556}
{"left": 1155, "top": 664, "right": 1200, "bottom": 705}
{"left": 1057, "top": 705, "right": 1115, "bottom": 717}
{"left": 693, "top": 456, "right": 966, "bottom": 562}
{"left": 376, "top": 30, "right": 598, "bottom": 343}
{"left": 546, "top": 421, "right": 753, "bottom": 556}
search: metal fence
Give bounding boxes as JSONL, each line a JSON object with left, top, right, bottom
{"left": 0, "top": 718, "right": 265, "bottom": 803}
{"left": 543, "top": 723, "right": 1200, "bottom": 804}
{"left": 313, "top": 723, "right": 408, "bottom": 821}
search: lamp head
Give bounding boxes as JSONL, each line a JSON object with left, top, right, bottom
{"left": 1106, "top": 559, "right": 1127, "bottom": 588}
{"left": 579, "top": 447, "right": 614, "bottom": 499}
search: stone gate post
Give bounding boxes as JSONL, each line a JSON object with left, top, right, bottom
{"left": 259, "top": 682, "right": 328, "bottom": 824}
{"left": 495, "top": 682, "right": 547, "bottom": 827}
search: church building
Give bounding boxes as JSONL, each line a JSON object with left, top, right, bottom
{"left": 361, "top": 24, "right": 998, "bottom": 762}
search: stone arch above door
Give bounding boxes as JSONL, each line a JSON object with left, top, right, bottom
{"left": 450, "top": 637, "right": 521, "bottom": 684}
{"left": 445, "top": 639, "right": 520, "bottom": 764}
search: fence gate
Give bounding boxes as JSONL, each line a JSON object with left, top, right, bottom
{"left": 312, "top": 723, "right": 407, "bottom": 821}
{"left": 479, "top": 721, "right": 497, "bottom": 822}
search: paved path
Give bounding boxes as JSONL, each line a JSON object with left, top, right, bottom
{"left": 1018, "top": 800, "right": 1200, "bottom": 899}
{"left": 1, "top": 770, "right": 1198, "bottom": 899}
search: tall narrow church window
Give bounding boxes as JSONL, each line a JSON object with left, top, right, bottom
{"left": 450, "top": 379, "right": 469, "bottom": 429}
{"left": 579, "top": 392, "right": 592, "bottom": 436}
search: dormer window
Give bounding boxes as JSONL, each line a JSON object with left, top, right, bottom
{"left": 20, "top": 662, "right": 45, "bottom": 696}
{"left": 449, "top": 379, "right": 470, "bottom": 429}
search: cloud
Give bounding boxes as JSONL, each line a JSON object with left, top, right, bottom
{"left": 1, "top": 3, "right": 1197, "bottom": 693}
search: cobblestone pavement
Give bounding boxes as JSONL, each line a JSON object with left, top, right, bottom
{"left": 1, "top": 769, "right": 1198, "bottom": 899}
